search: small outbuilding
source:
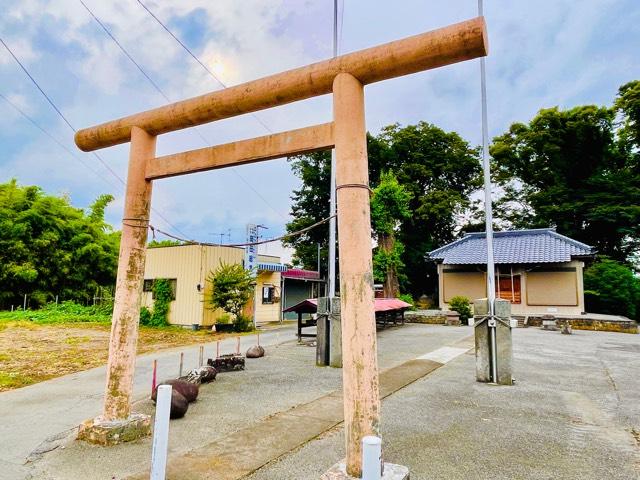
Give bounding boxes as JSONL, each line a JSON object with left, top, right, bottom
{"left": 429, "top": 229, "right": 594, "bottom": 316}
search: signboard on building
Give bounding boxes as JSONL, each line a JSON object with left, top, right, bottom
{"left": 245, "top": 223, "right": 258, "bottom": 276}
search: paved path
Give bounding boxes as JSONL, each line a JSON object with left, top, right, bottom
{"left": 23, "top": 324, "right": 471, "bottom": 479}
{"left": 0, "top": 324, "right": 298, "bottom": 480}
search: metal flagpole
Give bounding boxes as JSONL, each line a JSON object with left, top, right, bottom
{"left": 328, "top": 0, "right": 338, "bottom": 298}
{"left": 478, "top": 0, "right": 497, "bottom": 383}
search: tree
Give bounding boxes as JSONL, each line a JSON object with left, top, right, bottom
{"left": 584, "top": 259, "right": 639, "bottom": 319}
{"left": 371, "top": 171, "right": 412, "bottom": 297}
{"left": 207, "top": 263, "right": 254, "bottom": 319}
{"left": 491, "top": 84, "right": 640, "bottom": 263}
{"left": 0, "top": 180, "right": 119, "bottom": 308}
{"left": 283, "top": 151, "right": 332, "bottom": 275}
{"left": 285, "top": 122, "right": 481, "bottom": 296}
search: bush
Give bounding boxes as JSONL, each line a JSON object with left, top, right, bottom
{"left": 448, "top": 295, "right": 472, "bottom": 322}
{"left": 233, "top": 314, "right": 254, "bottom": 332}
{"left": 207, "top": 263, "right": 254, "bottom": 318}
{"left": 139, "top": 279, "right": 172, "bottom": 327}
{"left": 398, "top": 293, "right": 416, "bottom": 310}
{"left": 584, "top": 259, "right": 640, "bottom": 319}
{"left": 216, "top": 313, "right": 231, "bottom": 325}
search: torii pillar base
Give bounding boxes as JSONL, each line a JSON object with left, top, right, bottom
{"left": 322, "top": 461, "right": 410, "bottom": 480}
{"left": 77, "top": 413, "right": 151, "bottom": 446}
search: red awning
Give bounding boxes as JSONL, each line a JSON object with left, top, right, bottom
{"left": 283, "top": 298, "right": 411, "bottom": 314}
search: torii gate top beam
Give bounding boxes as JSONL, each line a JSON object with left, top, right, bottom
{"left": 75, "top": 17, "right": 487, "bottom": 152}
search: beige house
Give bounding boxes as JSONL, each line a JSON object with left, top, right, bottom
{"left": 141, "top": 244, "right": 284, "bottom": 327}
{"left": 429, "top": 229, "right": 594, "bottom": 316}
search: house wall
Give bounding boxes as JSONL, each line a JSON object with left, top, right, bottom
{"left": 143, "top": 245, "right": 282, "bottom": 326}
{"left": 438, "top": 261, "right": 585, "bottom": 316}
{"left": 254, "top": 270, "right": 281, "bottom": 324}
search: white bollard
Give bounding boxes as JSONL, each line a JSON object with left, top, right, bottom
{"left": 150, "top": 385, "right": 172, "bottom": 479}
{"left": 362, "top": 435, "right": 382, "bottom": 480}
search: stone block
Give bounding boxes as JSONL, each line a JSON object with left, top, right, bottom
{"left": 473, "top": 298, "right": 489, "bottom": 316}
{"left": 321, "top": 461, "right": 409, "bottom": 480}
{"left": 329, "top": 316, "right": 342, "bottom": 368}
{"left": 77, "top": 413, "right": 151, "bottom": 446}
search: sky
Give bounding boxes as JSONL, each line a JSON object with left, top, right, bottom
{"left": 0, "top": 0, "right": 638, "bottom": 263}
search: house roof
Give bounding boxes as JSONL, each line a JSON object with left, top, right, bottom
{"left": 282, "top": 269, "right": 321, "bottom": 280}
{"left": 428, "top": 228, "right": 593, "bottom": 265}
{"left": 282, "top": 298, "right": 412, "bottom": 314}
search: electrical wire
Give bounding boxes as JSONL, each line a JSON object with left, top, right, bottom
{"left": 0, "top": 35, "right": 189, "bottom": 238}
{"left": 134, "top": 0, "right": 273, "bottom": 134}
{"left": 81, "top": 0, "right": 287, "bottom": 221}
{"left": 150, "top": 214, "right": 336, "bottom": 248}
{"left": 0, "top": 92, "right": 120, "bottom": 191}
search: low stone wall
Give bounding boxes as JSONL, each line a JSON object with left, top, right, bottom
{"left": 520, "top": 316, "right": 638, "bottom": 334}
{"left": 405, "top": 311, "right": 446, "bottom": 324}
{"left": 405, "top": 310, "right": 462, "bottom": 325}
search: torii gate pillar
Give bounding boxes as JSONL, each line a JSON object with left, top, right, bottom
{"left": 333, "top": 73, "right": 381, "bottom": 476}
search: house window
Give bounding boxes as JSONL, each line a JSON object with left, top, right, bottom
{"left": 496, "top": 275, "right": 521, "bottom": 304}
{"left": 143, "top": 278, "right": 177, "bottom": 300}
{"left": 262, "top": 284, "right": 275, "bottom": 304}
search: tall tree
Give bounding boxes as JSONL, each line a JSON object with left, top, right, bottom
{"left": 285, "top": 122, "right": 481, "bottom": 296}
{"left": 371, "top": 171, "right": 412, "bottom": 297}
{"left": 491, "top": 85, "right": 640, "bottom": 263}
{"left": 0, "top": 180, "right": 119, "bottom": 308}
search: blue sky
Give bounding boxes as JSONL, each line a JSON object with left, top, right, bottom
{"left": 1, "top": 0, "right": 638, "bottom": 261}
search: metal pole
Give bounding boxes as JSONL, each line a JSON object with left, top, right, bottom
{"left": 478, "top": 0, "right": 497, "bottom": 383}
{"left": 150, "top": 384, "right": 172, "bottom": 480}
{"left": 23, "top": 294, "right": 27, "bottom": 311}
{"left": 327, "top": 0, "right": 338, "bottom": 299}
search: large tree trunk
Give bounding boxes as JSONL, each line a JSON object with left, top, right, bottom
{"left": 380, "top": 233, "right": 400, "bottom": 298}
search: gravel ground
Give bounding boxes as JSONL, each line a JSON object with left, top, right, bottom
{"left": 246, "top": 328, "right": 640, "bottom": 480}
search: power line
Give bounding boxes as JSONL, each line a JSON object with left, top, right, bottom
{"left": 134, "top": 0, "right": 273, "bottom": 133}
{"left": 81, "top": 0, "right": 287, "bottom": 220}
{"left": 0, "top": 92, "right": 120, "bottom": 191}
{"left": 0, "top": 35, "right": 189, "bottom": 238}
{"left": 0, "top": 38, "right": 75, "bottom": 132}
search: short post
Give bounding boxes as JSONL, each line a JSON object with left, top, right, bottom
{"left": 198, "top": 345, "right": 204, "bottom": 367}
{"left": 333, "top": 72, "right": 381, "bottom": 477}
{"left": 150, "top": 385, "right": 172, "bottom": 480}
{"left": 216, "top": 341, "right": 220, "bottom": 359}
{"left": 236, "top": 336, "right": 240, "bottom": 355}
{"left": 23, "top": 294, "right": 27, "bottom": 311}
{"left": 178, "top": 352, "right": 184, "bottom": 378}
{"left": 55, "top": 295, "right": 59, "bottom": 305}
{"left": 151, "top": 359, "right": 157, "bottom": 398}
{"left": 362, "top": 436, "right": 382, "bottom": 480}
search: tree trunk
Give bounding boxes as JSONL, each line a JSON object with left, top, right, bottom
{"left": 380, "top": 233, "right": 400, "bottom": 298}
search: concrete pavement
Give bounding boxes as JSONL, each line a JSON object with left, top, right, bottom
{"left": 23, "top": 324, "right": 471, "bottom": 479}
{"left": 0, "top": 323, "right": 299, "bottom": 480}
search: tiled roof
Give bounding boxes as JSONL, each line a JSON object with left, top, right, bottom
{"left": 428, "top": 229, "right": 593, "bottom": 265}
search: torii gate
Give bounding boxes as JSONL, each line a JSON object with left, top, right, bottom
{"left": 75, "top": 17, "right": 487, "bottom": 477}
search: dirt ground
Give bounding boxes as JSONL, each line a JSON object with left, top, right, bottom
{"left": 0, "top": 321, "right": 236, "bottom": 392}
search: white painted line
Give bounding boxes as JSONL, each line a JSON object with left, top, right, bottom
{"left": 417, "top": 346, "right": 468, "bottom": 364}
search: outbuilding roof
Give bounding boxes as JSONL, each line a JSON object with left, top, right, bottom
{"left": 428, "top": 228, "right": 593, "bottom": 265}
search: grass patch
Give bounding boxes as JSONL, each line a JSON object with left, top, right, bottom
{"left": 0, "top": 372, "right": 35, "bottom": 390}
{"left": 0, "top": 302, "right": 111, "bottom": 325}
{"left": 64, "top": 336, "right": 92, "bottom": 345}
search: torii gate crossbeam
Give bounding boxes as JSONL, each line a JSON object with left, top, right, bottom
{"left": 75, "top": 17, "right": 487, "bottom": 477}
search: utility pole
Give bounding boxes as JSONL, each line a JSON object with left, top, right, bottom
{"left": 478, "top": 0, "right": 497, "bottom": 383}
{"left": 327, "top": 0, "right": 338, "bottom": 298}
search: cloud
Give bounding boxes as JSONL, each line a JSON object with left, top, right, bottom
{"left": 0, "top": 0, "right": 638, "bottom": 260}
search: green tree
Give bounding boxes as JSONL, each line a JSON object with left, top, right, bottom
{"left": 371, "top": 171, "right": 412, "bottom": 297}
{"left": 207, "top": 263, "right": 254, "bottom": 318}
{"left": 584, "top": 258, "right": 639, "bottom": 319}
{"left": 491, "top": 84, "right": 640, "bottom": 263}
{"left": 0, "top": 180, "right": 119, "bottom": 308}
{"left": 283, "top": 151, "right": 332, "bottom": 275}
{"left": 285, "top": 123, "right": 481, "bottom": 296}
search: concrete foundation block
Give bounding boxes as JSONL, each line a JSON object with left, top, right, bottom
{"left": 473, "top": 298, "right": 513, "bottom": 386}
{"left": 321, "top": 461, "right": 409, "bottom": 479}
{"left": 77, "top": 413, "right": 151, "bottom": 445}
{"left": 329, "top": 316, "right": 342, "bottom": 368}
